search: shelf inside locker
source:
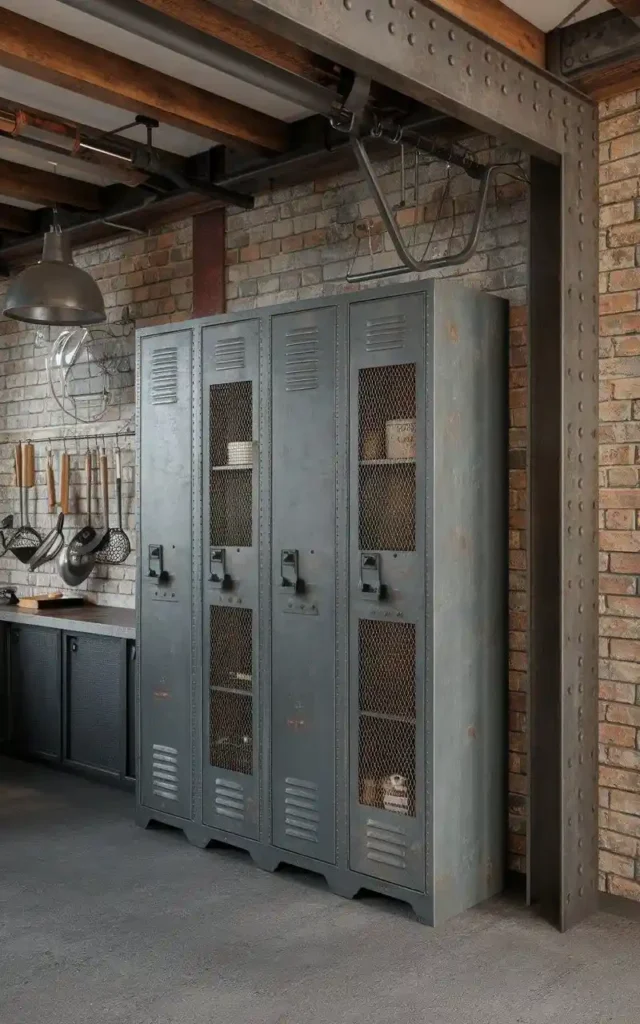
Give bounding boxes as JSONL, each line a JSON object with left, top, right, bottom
{"left": 359, "top": 459, "right": 415, "bottom": 466}
{"left": 359, "top": 709, "right": 416, "bottom": 725}
{"left": 211, "top": 684, "right": 252, "bottom": 699}
{"left": 211, "top": 464, "right": 253, "bottom": 471}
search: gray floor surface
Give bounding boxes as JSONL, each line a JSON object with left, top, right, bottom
{"left": 1, "top": 759, "right": 640, "bottom": 1024}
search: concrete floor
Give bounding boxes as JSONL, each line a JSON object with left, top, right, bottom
{"left": 2, "top": 761, "right": 640, "bottom": 1024}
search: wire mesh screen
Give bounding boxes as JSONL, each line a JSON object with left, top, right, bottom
{"left": 358, "top": 618, "right": 416, "bottom": 816}
{"left": 210, "top": 381, "right": 253, "bottom": 547}
{"left": 358, "top": 364, "right": 416, "bottom": 552}
{"left": 209, "top": 605, "right": 253, "bottom": 775}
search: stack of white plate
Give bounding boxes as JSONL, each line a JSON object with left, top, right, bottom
{"left": 227, "top": 441, "right": 253, "bottom": 466}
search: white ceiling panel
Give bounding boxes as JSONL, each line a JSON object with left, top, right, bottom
{"left": 0, "top": 136, "right": 121, "bottom": 186}
{"left": 504, "top": 0, "right": 612, "bottom": 32}
{"left": 0, "top": 68, "right": 208, "bottom": 157}
{"left": 0, "top": 0, "right": 307, "bottom": 122}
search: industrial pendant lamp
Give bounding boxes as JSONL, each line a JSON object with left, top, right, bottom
{"left": 3, "top": 214, "right": 106, "bottom": 327}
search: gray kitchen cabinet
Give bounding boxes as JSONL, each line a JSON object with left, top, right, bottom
{"left": 4, "top": 615, "right": 134, "bottom": 787}
{"left": 10, "top": 624, "right": 62, "bottom": 761}
{"left": 63, "top": 632, "right": 125, "bottom": 778}
{"left": 137, "top": 280, "right": 508, "bottom": 925}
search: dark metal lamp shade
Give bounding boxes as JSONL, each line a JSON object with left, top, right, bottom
{"left": 3, "top": 227, "right": 106, "bottom": 326}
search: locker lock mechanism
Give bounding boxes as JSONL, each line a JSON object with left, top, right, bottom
{"left": 359, "top": 552, "right": 387, "bottom": 601}
{"left": 210, "top": 548, "right": 232, "bottom": 590}
{"left": 147, "top": 544, "right": 170, "bottom": 584}
{"left": 280, "top": 549, "right": 305, "bottom": 594}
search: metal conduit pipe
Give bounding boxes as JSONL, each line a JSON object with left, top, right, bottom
{"left": 58, "top": 0, "right": 341, "bottom": 116}
{"left": 347, "top": 136, "right": 502, "bottom": 284}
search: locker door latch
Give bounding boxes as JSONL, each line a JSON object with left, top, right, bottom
{"left": 280, "top": 549, "right": 305, "bottom": 594}
{"left": 359, "top": 553, "right": 387, "bottom": 601}
{"left": 147, "top": 544, "right": 169, "bottom": 584}
{"left": 210, "top": 548, "right": 232, "bottom": 590}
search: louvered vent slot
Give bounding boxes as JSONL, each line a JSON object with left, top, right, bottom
{"left": 365, "top": 314, "right": 406, "bottom": 352}
{"left": 365, "top": 818, "right": 408, "bottom": 871}
{"left": 151, "top": 347, "right": 178, "bottom": 404}
{"left": 152, "top": 743, "right": 178, "bottom": 801}
{"left": 285, "top": 327, "right": 319, "bottom": 391}
{"left": 215, "top": 336, "right": 245, "bottom": 371}
{"left": 284, "top": 777, "right": 319, "bottom": 843}
{"left": 215, "top": 777, "right": 245, "bottom": 821}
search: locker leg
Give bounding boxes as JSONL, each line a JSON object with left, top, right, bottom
{"left": 249, "top": 847, "right": 281, "bottom": 873}
{"left": 184, "top": 825, "right": 211, "bottom": 849}
{"left": 410, "top": 895, "right": 433, "bottom": 927}
{"left": 325, "top": 871, "right": 360, "bottom": 901}
{"left": 135, "top": 808, "right": 156, "bottom": 830}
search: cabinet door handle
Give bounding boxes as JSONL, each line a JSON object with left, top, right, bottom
{"left": 70, "top": 640, "right": 78, "bottom": 653}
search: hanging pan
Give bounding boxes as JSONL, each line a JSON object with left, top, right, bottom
{"left": 58, "top": 448, "right": 96, "bottom": 587}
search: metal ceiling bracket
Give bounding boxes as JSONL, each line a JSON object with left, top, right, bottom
{"left": 347, "top": 135, "right": 498, "bottom": 283}
{"left": 548, "top": 9, "right": 640, "bottom": 81}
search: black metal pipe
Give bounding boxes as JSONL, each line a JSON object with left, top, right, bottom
{"left": 58, "top": 0, "right": 340, "bottom": 116}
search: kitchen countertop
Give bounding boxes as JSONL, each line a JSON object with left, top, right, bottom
{"left": 0, "top": 604, "right": 135, "bottom": 639}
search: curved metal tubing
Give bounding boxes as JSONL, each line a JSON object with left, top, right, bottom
{"left": 347, "top": 136, "right": 500, "bottom": 284}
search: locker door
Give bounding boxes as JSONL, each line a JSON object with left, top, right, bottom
{"left": 139, "top": 328, "right": 193, "bottom": 820}
{"left": 202, "top": 319, "right": 260, "bottom": 840}
{"left": 348, "top": 292, "right": 426, "bottom": 892}
{"left": 271, "top": 307, "right": 337, "bottom": 864}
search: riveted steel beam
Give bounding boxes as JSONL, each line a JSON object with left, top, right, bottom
{"left": 548, "top": 10, "right": 640, "bottom": 93}
{"left": 218, "top": 0, "right": 600, "bottom": 932}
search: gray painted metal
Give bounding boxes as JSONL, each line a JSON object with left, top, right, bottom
{"left": 214, "top": 0, "right": 600, "bottom": 933}
{"left": 136, "top": 279, "right": 507, "bottom": 926}
{"left": 347, "top": 290, "right": 426, "bottom": 894}
{"left": 138, "top": 328, "right": 193, "bottom": 821}
{"left": 201, "top": 319, "right": 261, "bottom": 840}
{"left": 271, "top": 306, "right": 337, "bottom": 864}
{"left": 63, "top": 633, "right": 122, "bottom": 776}
{"left": 549, "top": 10, "right": 640, "bottom": 82}
{"left": 430, "top": 283, "right": 508, "bottom": 923}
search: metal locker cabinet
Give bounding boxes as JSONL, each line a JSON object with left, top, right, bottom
{"left": 347, "top": 290, "right": 427, "bottom": 893}
{"left": 11, "top": 625, "right": 61, "bottom": 761}
{"left": 271, "top": 306, "right": 337, "bottom": 864}
{"left": 202, "top": 319, "right": 260, "bottom": 840}
{"left": 138, "top": 327, "right": 193, "bottom": 820}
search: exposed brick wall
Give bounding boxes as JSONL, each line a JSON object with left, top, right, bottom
{"left": 226, "top": 138, "right": 530, "bottom": 872}
{"left": 598, "top": 89, "right": 640, "bottom": 900}
{"left": 0, "top": 218, "right": 192, "bottom": 608}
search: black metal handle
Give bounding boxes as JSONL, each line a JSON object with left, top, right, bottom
{"left": 359, "top": 552, "right": 387, "bottom": 601}
{"left": 280, "top": 549, "right": 305, "bottom": 594}
{"left": 209, "top": 548, "right": 232, "bottom": 589}
{"left": 148, "top": 544, "right": 169, "bottom": 583}
{"left": 70, "top": 639, "right": 78, "bottom": 653}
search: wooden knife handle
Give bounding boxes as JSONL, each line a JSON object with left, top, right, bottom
{"left": 47, "top": 455, "right": 56, "bottom": 512}
{"left": 60, "top": 452, "right": 70, "bottom": 515}
{"left": 14, "top": 443, "right": 22, "bottom": 488}
{"left": 22, "top": 443, "right": 35, "bottom": 488}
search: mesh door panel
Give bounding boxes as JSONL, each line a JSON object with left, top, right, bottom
{"left": 357, "top": 618, "right": 416, "bottom": 816}
{"left": 210, "top": 381, "right": 253, "bottom": 547}
{"left": 358, "top": 364, "right": 416, "bottom": 552}
{"left": 209, "top": 605, "right": 253, "bottom": 775}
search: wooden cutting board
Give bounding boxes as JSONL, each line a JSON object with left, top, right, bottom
{"left": 18, "top": 593, "right": 86, "bottom": 609}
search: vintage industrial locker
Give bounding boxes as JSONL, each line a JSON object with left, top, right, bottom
{"left": 136, "top": 280, "right": 507, "bottom": 925}
{"left": 137, "top": 327, "right": 193, "bottom": 821}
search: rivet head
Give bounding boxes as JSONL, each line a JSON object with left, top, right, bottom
{"left": 366, "top": 8, "right": 374, "bottom": 19}
{"left": 408, "top": 32, "right": 415, "bottom": 44}
{"left": 389, "top": 21, "right": 396, "bottom": 33}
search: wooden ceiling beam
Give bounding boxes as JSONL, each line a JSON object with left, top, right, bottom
{"left": 428, "top": 0, "right": 545, "bottom": 67}
{"left": 0, "top": 202, "right": 37, "bottom": 234}
{"left": 0, "top": 9, "right": 289, "bottom": 153}
{"left": 0, "top": 158, "right": 102, "bottom": 209}
{"left": 608, "top": 1, "right": 640, "bottom": 17}
{"left": 138, "top": 0, "right": 335, "bottom": 83}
